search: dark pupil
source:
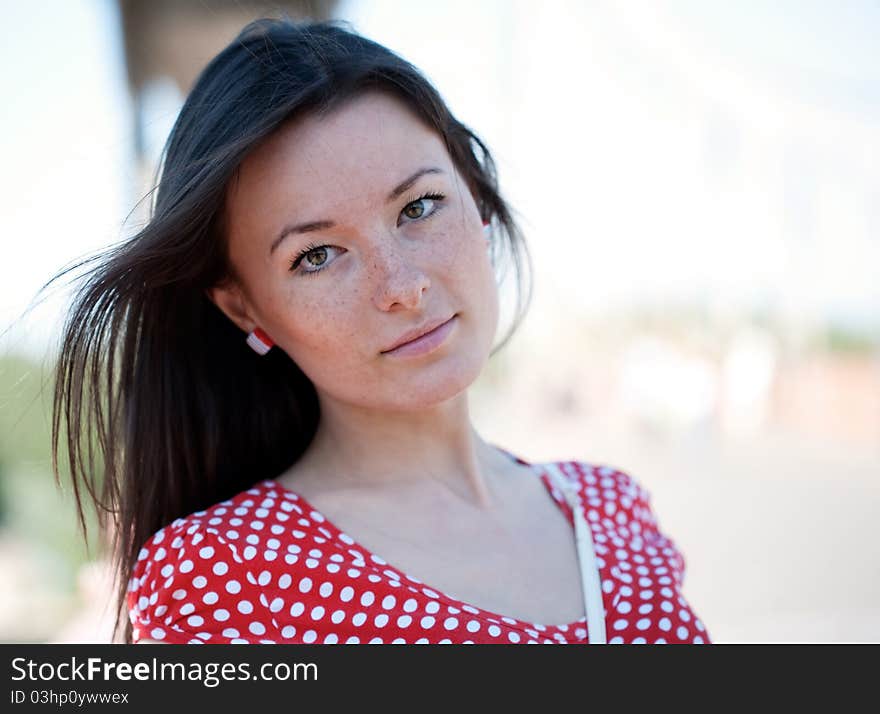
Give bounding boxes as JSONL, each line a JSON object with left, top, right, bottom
{"left": 405, "top": 200, "right": 424, "bottom": 219}
{"left": 308, "top": 248, "right": 327, "bottom": 266}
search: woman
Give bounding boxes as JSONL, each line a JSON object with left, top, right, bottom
{"left": 51, "top": 18, "right": 710, "bottom": 644}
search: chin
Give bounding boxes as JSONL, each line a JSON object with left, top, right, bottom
{"left": 389, "top": 352, "right": 486, "bottom": 408}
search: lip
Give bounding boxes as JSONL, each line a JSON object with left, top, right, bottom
{"left": 380, "top": 314, "right": 457, "bottom": 357}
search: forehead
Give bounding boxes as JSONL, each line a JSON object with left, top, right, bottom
{"left": 227, "top": 90, "right": 451, "bottom": 215}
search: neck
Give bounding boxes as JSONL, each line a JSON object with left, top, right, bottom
{"left": 291, "top": 390, "right": 509, "bottom": 511}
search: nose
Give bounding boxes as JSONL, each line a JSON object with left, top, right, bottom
{"left": 370, "top": 241, "right": 431, "bottom": 311}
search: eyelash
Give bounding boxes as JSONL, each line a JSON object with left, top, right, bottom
{"left": 288, "top": 191, "right": 446, "bottom": 276}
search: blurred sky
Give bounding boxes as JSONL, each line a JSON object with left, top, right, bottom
{"left": 1, "top": 0, "right": 878, "bottom": 360}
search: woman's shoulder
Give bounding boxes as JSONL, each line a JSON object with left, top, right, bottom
{"left": 536, "top": 457, "right": 653, "bottom": 505}
{"left": 533, "top": 456, "right": 665, "bottom": 536}
{"left": 127, "top": 479, "right": 328, "bottom": 644}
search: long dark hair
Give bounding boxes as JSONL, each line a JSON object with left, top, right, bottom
{"left": 47, "top": 17, "right": 532, "bottom": 643}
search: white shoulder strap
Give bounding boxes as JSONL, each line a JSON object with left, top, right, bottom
{"left": 542, "top": 462, "right": 607, "bottom": 645}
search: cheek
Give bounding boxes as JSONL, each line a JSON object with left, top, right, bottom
{"left": 433, "top": 219, "right": 491, "bottom": 282}
{"left": 264, "top": 285, "right": 364, "bottom": 365}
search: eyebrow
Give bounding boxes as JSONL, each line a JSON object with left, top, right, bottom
{"left": 269, "top": 166, "right": 444, "bottom": 255}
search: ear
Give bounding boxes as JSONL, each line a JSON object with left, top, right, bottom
{"left": 204, "top": 280, "right": 258, "bottom": 335}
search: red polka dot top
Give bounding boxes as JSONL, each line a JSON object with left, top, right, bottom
{"left": 128, "top": 450, "right": 711, "bottom": 644}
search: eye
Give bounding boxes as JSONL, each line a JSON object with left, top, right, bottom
{"left": 398, "top": 192, "right": 445, "bottom": 226}
{"left": 289, "top": 243, "right": 340, "bottom": 276}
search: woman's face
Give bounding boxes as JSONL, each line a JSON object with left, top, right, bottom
{"left": 211, "top": 90, "right": 499, "bottom": 410}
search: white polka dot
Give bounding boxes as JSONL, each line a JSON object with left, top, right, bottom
{"left": 360, "top": 591, "right": 375, "bottom": 607}
{"left": 397, "top": 615, "right": 412, "bottom": 628}
{"left": 375, "top": 614, "right": 389, "bottom": 627}
{"left": 202, "top": 592, "right": 219, "bottom": 605}
{"left": 179, "top": 560, "right": 194, "bottom": 573}
{"left": 302, "top": 630, "right": 317, "bottom": 643}
{"left": 249, "top": 622, "right": 266, "bottom": 636}
{"left": 311, "top": 606, "right": 325, "bottom": 621}
{"left": 269, "top": 597, "right": 284, "bottom": 613}
{"left": 298, "top": 577, "right": 312, "bottom": 594}
{"left": 258, "top": 571, "right": 271, "bottom": 586}
{"left": 340, "top": 586, "right": 354, "bottom": 602}
{"left": 243, "top": 546, "right": 256, "bottom": 560}
{"left": 443, "top": 617, "right": 458, "bottom": 630}
{"left": 659, "top": 617, "right": 672, "bottom": 631}
{"left": 488, "top": 625, "right": 501, "bottom": 637}
{"left": 403, "top": 598, "right": 418, "bottom": 613}
{"left": 225, "top": 580, "right": 241, "bottom": 594}
{"left": 609, "top": 635, "right": 624, "bottom": 644}
{"left": 676, "top": 625, "right": 689, "bottom": 640}
{"left": 187, "top": 615, "right": 204, "bottom": 627}
{"left": 213, "top": 609, "right": 230, "bottom": 622}
{"left": 290, "top": 602, "right": 305, "bottom": 617}
{"left": 425, "top": 601, "right": 440, "bottom": 614}
{"left": 466, "top": 620, "right": 480, "bottom": 633}
{"left": 616, "top": 601, "right": 632, "bottom": 614}
{"left": 632, "top": 637, "right": 647, "bottom": 644}
{"left": 171, "top": 589, "right": 187, "bottom": 600}
{"left": 613, "top": 619, "right": 628, "bottom": 631}
{"left": 278, "top": 574, "right": 292, "bottom": 590}
{"left": 281, "top": 625, "right": 296, "bottom": 639}
{"left": 420, "top": 616, "right": 435, "bottom": 629}
{"left": 180, "top": 603, "right": 195, "bottom": 616}
{"left": 636, "top": 618, "right": 651, "bottom": 630}
{"left": 150, "top": 628, "right": 166, "bottom": 640}
{"left": 237, "top": 600, "right": 253, "bottom": 615}
{"left": 192, "top": 576, "right": 207, "bottom": 589}
{"left": 331, "top": 610, "right": 346, "bottom": 624}
{"left": 319, "top": 582, "right": 333, "bottom": 598}
{"left": 352, "top": 613, "right": 367, "bottom": 627}
{"left": 198, "top": 546, "right": 215, "bottom": 559}
{"left": 508, "top": 632, "right": 521, "bottom": 643}
{"left": 382, "top": 595, "right": 396, "bottom": 610}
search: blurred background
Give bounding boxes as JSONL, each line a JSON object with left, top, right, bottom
{"left": 0, "top": 0, "right": 877, "bottom": 644}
